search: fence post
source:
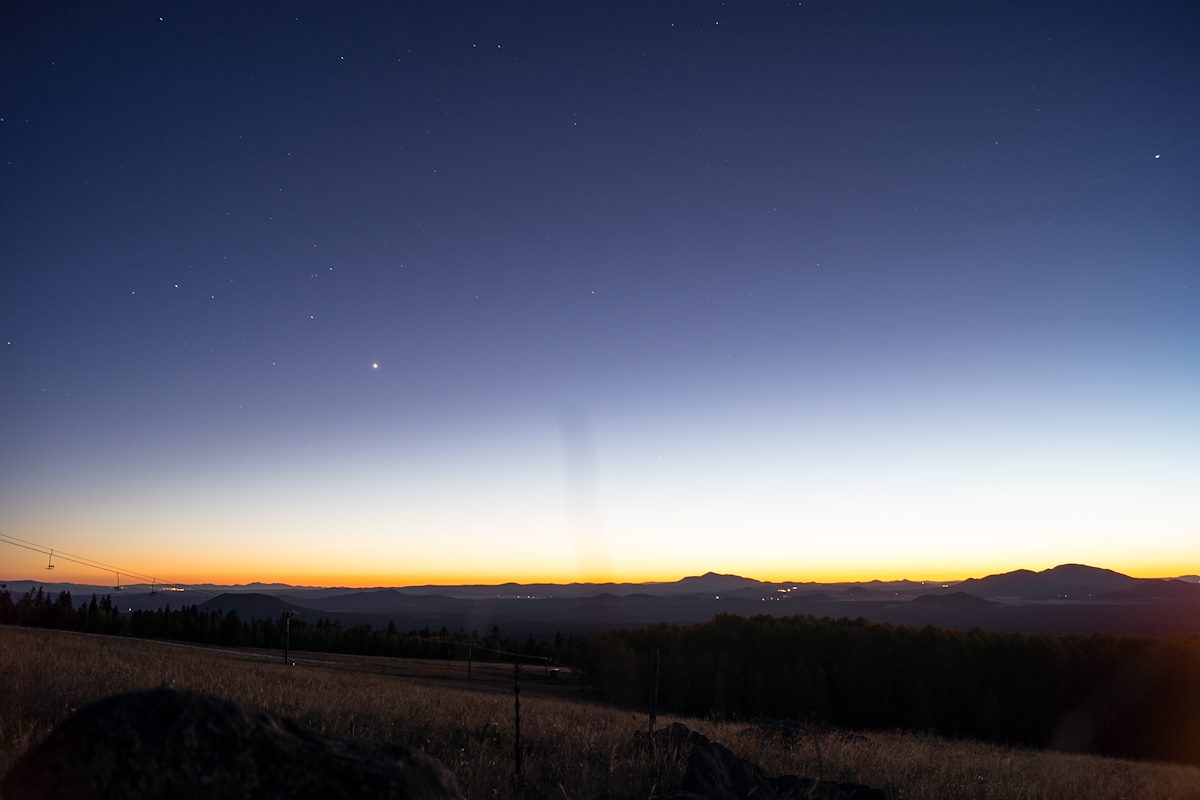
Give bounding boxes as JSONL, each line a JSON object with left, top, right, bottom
{"left": 513, "top": 660, "right": 523, "bottom": 781}
{"left": 467, "top": 644, "right": 473, "bottom": 682}
{"left": 282, "top": 612, "right": 292, "bottom": 665}
{"left": 649, "top": 648, "right": 660, "bottom": 736}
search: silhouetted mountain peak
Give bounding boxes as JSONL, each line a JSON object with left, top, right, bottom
{"left": 956, "top": 563, "right": 1138, "bottom": 600}
{"left": 677, "top": 572, "right": 761, "bottom": 592}
{"left": 1045, "top": 563, "right": 1129, "bottom": 580}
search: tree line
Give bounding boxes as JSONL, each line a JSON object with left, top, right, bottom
{"left": 0, "top": 587, "right": 579, "bottom": 664}
{"left": 576, "top": 613, "right": 1200, "bottom": 766}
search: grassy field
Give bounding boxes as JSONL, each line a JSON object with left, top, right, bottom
{"left": 2, "top": 625, "right": 1198, "bottom": 799}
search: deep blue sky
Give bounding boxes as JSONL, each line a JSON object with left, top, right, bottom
{"left": 2, "top": 2, "right": 1197, "bottom": 584}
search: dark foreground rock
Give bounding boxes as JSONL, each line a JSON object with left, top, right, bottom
{"left": 644, "top": 722, "right": 886, "bottom": 800}
{"left": 1, "top": 688, "right": 462, "bottom": 800}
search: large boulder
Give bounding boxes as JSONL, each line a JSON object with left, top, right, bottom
{"left": 681, "top": 729, "right": 774, "bottom": 799}
{"left": 1, "top": 688, "right": 462, "bottom": 800}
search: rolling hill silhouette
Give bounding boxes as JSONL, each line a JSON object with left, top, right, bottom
{"left": 909, "top": 591, "right": 995, "bottom": 608}
{"left": 953, "top": 563, "right": 1140, "bottom": 600}
{"left": 199, "top": 593, "right": 309, "bottom": 618}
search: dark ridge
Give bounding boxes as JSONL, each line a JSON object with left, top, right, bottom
{"left": 198, "top": 593, "right": 310, "bottom": 618}
{"left": 1103, "top": 579, "right": 1200, "bottom": 600}
{"left": 910, "top": 591, "right": 994, "bottom": 608}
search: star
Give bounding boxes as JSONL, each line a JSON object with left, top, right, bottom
{"left": 371, "top": 362, "right": 379, "bottom": 369}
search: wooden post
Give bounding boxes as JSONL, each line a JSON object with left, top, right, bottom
{"left": 649, "top": 648, "right": 660, "bottom": 736}
{"left": 810, "top": 711, "right": 825, "bottom": 781}
{"left": 467, "top": 644, "right": 473, "bottom": 682}
{"left": 282, "top": 612, "right": 292, "bottom": 665}
{"left": 513, "top": 660, "right": 522, "bottom": 779}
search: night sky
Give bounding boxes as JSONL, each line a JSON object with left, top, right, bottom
{"left": 2, "top": 2, "right": 1197, "bottom": 585}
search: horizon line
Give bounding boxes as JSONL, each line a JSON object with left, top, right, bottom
{"left": 3, "top": 562, "right": 1197, "bottom": 592}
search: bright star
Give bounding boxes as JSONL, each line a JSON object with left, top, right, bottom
{"left": 371, "top": 362, "right": 379, "bottom": 369}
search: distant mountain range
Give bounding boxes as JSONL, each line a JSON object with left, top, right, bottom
{"left": 5, "top": 564, "right": 1199, "bottom": 638}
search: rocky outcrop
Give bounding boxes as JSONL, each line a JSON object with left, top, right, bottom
{"left": 1, "top": 688, "right": 462, "bottom": 800}
{"left": 679, "top": 726, "right": 774, "bottom": 799}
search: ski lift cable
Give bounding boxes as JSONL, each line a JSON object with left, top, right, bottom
{"left": 0, "top": 533, "right": 147, "bottom": 580}
{"left": 2, "top": 536, "right": 202, "bottom": 599}
{"left": 0, "top": 532, "right": 189, "bottom": 593}
{"left": 1, "top": 539, "right": 159, "bottom": 592}
{"left": 0, "top": 533, "right": 160, "bottom": 584}
{"left": 0, "top": 533, "right": 220, "bottom": 600}
{"left": 0, "top": 536, "right": 153, "bottom": 586}
{"left": 0, "top": 539, "right": 146, "bottom": 588}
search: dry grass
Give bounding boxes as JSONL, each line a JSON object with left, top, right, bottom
{"left": 2, "top": 625, "right": 1198, "bottom": 799}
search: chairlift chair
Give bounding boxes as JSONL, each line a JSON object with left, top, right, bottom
{"left": 46, "top": 549, "right": 55, "bottom": 570}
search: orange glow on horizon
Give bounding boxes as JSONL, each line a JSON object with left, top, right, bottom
{"left": 7, "top": 555, "right": 1196, "bottom": 590}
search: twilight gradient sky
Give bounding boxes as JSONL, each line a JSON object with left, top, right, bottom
{"left": 2, "top": 2, "right": 1197, "bottom": 586}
